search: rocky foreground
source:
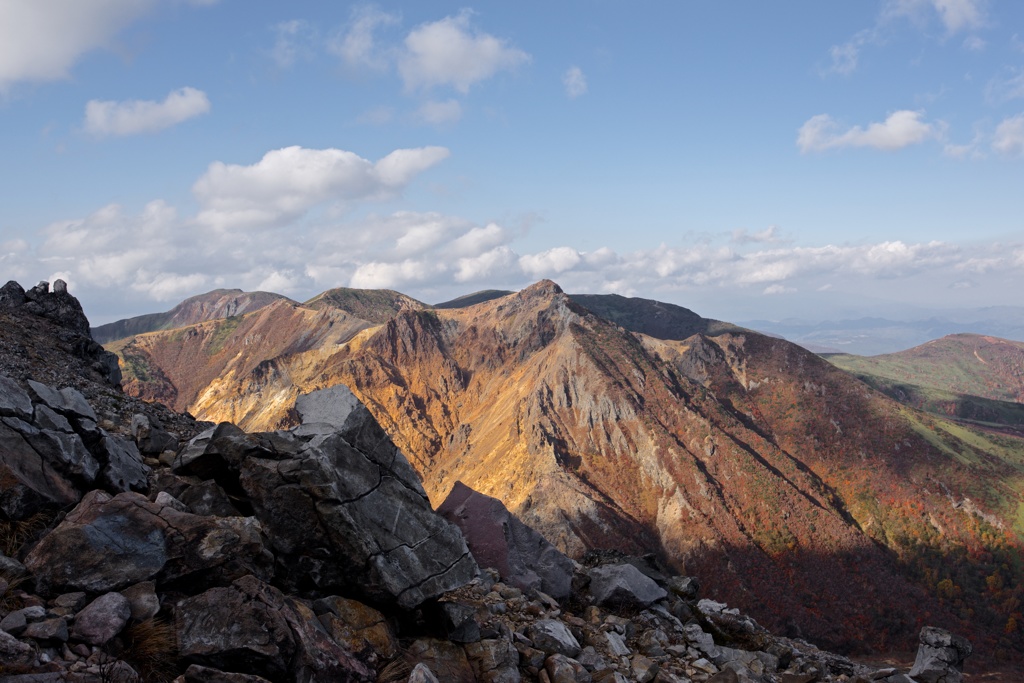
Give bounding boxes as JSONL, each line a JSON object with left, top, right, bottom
{"left": 0, "top": 282, "right": 974, "bottom": 682}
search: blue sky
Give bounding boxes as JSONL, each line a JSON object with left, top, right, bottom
{"left": 1, "top": 0, "right": 1023, "bottom": 324}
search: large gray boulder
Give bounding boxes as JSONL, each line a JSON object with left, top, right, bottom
{"left": 908, "top": 626, "right": 972, "bottom": 683}
{"left": 438, "top": 481, "right": 574, "bottom": 600}
{"left": 588, "top": 563, "right": 667, "bottom": 609}
{"left": 173, "top": 385, "right": 478, "bottom": 608}
{"left": 0, "top": 418, "right": 82, "bottom": 518}
{"left": 24, "top": 490, "right": 272, "bottom": 594}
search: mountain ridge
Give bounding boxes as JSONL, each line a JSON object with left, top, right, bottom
{"left": 104, "top": 280, "right": 1024, "bottom": 659}
{"left": 91, "top": 288, "right": 291, "bottom": 344}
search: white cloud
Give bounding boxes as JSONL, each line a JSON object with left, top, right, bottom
{"left": 563, "top": 66, "right": 587, "bottom": 98}
{"left": 0, "top": 0, "right": 154, "bottom": 91}
{"left": 825, "top": 0, "right": 987, "bottom": 76}
{"left": 962, "top": 35, "right": 986, "bottom": 51}
{"left": 797, "top": 110, "right": 938, "bottom": 152}
{"left": 883, "top": 0, "right": 987, "bottom": 34}
{"left": 350, "top": 259, "right": 443, "bottom": 289}
{"left": 455, "top": 246, "right": 517, "bottom": 282}
{"left": 417, "top": 99, "right": 462, "bottom": 125}
{"left": 398, "top": 10, "right": 530, "bottom": 93}
{"left": 451, "top": 224, "right": 506, "bottom": 257}
{"left": 328, "top": 6, "right": 399, "bottom": 71}
{"left": 992, "top": 114, "right": 1024, "bottom": 156}
{"left": 0, "top": 0, "right": 218, "bottom": 92}
{"left": 84, "top": 87, "right": 210, "bottom": 136}
{"left": 192, "top": 145, "right": 449, "bottom": 230}
{"left": 271, "top": 20, "right": 317, "bottom": 69}
{"left": 985, "top": 67, "right": 1024, "bottom": 103}
{"left": 731, "top": 225, "right": 782, "bottom": 244}
{"left": 519, "top": 247, "right": 583, "bottom": 277}
{"left": 826, "top": 33, "right": 869, "bottom": 76}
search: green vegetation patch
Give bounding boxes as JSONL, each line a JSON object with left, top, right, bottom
{"left": 205, "top": 316, "right": 243, "bottom": 355}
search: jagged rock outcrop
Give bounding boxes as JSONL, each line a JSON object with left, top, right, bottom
{"left": 0, "top": 374, "right": 151, "bottom": 519}
{"left": 0, "top": 280, "right": 121, "bottom": 386}
{"left": 909, "top": 626, "right": 973, "bottom": 683}
{"left": 172, "top": 385, "right": 478, "bottom": 607}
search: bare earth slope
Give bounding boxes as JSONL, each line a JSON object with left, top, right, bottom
{"left": 109, "top": 282, "right": 1024, "bottom": 660}
{"left": 91, "top": 288, "right": 290, "bottom": 344}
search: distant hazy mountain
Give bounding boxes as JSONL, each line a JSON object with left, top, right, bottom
{"left": 825, "top": 334, "right": 1024, "bottom": 428}
{"left": 104, "top": 280, "right": 1024, "bottom": 656}
{"left": 741, "top": 308, "right": 1024, "bottom": 355}
{"left": 91, "top": 289, "right": 290, "bottom": 344}
{"left": 569, "top": 293, "right": 743, "bottom": 340}
{"left": 434, "top": 289, "right": 513, "bottom": 309}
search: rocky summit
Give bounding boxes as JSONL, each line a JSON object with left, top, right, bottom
{"left": 0, "top": 281, "right": 982, "bottom": 681}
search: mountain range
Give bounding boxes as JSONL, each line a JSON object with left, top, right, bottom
{"left": 98, "top": 283, "right": 1024, "bottom": 661}
{"left": 742, "top": 310, "right": 1024, "bottom": 356}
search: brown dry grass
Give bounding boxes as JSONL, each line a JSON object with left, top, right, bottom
{"left": 120, "top": 618, "right": 178, "bottom": 683}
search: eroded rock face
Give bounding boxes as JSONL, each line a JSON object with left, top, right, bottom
{"left": 173, "top": 386, "right": 478, "bottom": 607}
{"left": 439, "top": 480, "right": 574, "bottom": 600}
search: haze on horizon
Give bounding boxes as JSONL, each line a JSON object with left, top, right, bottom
{"left": 1, "top": 0, "right": 1022, "bottom": 326}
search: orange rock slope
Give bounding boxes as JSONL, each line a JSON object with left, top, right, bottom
{"left": 112, "top": 281, "right": 1024, "bottom": 657}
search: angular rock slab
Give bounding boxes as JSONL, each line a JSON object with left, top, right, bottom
{"left": 175, "top": 386, "right": 478, "bottom": 608}
{"left": 177, "top": 575, "right": 373, "bottom": 683}
{"left": 71, "top": 592, "right": 131, "bottom": 646}
{"left": 24, "top": 490, "right": 272, "bottom": 594}
{"left": 0, "top": 418, "right": 81, "bottom": 518}
{"left": 439, "top": 481, "right": 574, "bottom": 600}
{"left": 588, "top": 563, "right": 667, "bottom": 609}
{"left": 527, "top": 619, "right": 581, "bottom": 658}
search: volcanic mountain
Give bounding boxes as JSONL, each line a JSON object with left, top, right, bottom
{"left": 91, "top": 288, "right": 290, "bottom": 344}
{"left": 107, "top": 281, "right": 1024, "bottom": 659}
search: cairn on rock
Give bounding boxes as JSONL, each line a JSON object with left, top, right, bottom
{"left": 0, "top": 279, "right": 121, "bottom": 386}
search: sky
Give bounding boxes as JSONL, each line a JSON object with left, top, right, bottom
{"left": 1, "top": 0, "right": 1023, "bottom": 325}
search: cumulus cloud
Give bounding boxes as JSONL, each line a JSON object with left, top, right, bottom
{"left": 398, "top": 10, "right": 530, "bottom": 93}
{"left": 992, "top": 114, "right": 1024, "bottom": 156}
{"left": 328, "top": 6, "right": 400, "bottom": 71}
{"left": 0, "top": 0, "right": 218, "bottom": 92}
{"left": 192, "top": 145, "right": 449, "bottom": 230}
{"left": 84, "top": 87, "right": 210, "bottom": 136}
{"left": 417, "top": 99, "right": 462, "bottom": 125}
{"left": 563, "top": 66, "right": 587, "bottom": 98}
{"left": 519, "top": 247, "right": 584, "bottom": 278}
{"left": 797, "top": 110, "right": 938, "bottom": 152}
{"left": 0, "top": 0, "right": 153, "bottom": 91}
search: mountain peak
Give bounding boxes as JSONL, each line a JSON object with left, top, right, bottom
{"left": 519, "top": 279, "right": 564, "bottom": 298}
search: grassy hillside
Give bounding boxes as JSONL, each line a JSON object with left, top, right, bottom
{"left": 826, "top": 334, "right": 1024, "bottom": 404}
